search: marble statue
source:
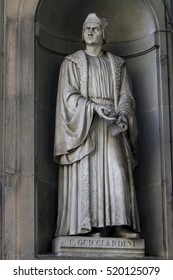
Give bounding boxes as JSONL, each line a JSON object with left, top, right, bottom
{"left": 54, "top": 13, "right": 140, "bottom": 239}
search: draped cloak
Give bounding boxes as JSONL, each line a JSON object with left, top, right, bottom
{"left": 54, "top": 50, "right": 140, "bottom": 236}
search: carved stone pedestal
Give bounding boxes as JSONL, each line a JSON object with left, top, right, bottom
{"left": 52, "top": 236, "right": 145, "bottom": 259}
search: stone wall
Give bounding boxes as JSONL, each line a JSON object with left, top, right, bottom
{"left": 0, "top": 0, "right": 39, "bottom": 260}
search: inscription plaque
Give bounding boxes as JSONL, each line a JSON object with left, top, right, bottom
{"left": 52, "top": 236, "right": 145, "bottom": 259}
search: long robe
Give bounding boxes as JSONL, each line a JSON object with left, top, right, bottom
{"left": 54, "top": 50, "right": 140, "bottom": 236}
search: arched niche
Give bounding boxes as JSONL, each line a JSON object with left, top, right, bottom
{"left": 34, "top": 0, "right": 173, "bottom": 259}
{"left": 37, "top": 0, "right": 157, "bottom": 56}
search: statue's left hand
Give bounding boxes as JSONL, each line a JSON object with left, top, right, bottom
{"left": 116, "top": 115, "right": 128, "bottom": 132}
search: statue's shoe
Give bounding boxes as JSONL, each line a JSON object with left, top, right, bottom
{"left": 88, "top": 231, "right": 101, "bottom": 237}
{"left": 112, "top": 226, "right": 140, "bottom": 239}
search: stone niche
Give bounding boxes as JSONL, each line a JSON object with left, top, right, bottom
{"left": 35, "top": 0, "right": 173, "bottom": 259}
{"left": 1, "top": 0, "right": 173, "bottom": 259}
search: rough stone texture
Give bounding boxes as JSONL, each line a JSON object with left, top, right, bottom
{"left": 0, "top": 0, "right": 173, "bottom": 260}
{"left": 4, "top": 18, "right": 36, "bottom": 258}
{"left": 52, "top": 236, "right": 145, "bottom": 259}
{"left": 1, "top": 0, "right": 40, "bottom": 260}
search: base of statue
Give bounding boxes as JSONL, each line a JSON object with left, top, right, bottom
{"left": 52, "top": 236, "right": 145, "bottom": 259}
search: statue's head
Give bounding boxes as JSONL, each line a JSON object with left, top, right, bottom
{"left": 82, "top": 13, "right": 108, "bottom": 45}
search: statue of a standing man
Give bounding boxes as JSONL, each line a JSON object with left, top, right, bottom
{"left": 54, "top": 13, "right": 140, "bottom": 238}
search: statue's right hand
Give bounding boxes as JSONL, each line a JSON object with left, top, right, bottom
{"left": 94, "top": 104, "right": 116, "bottom": 121}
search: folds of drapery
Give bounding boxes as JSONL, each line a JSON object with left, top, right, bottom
{"left": 53, "top": 59, "right": 95, "bottom": 165}
{"left": 117, "top": 63, "right": 138, "bottom": 167}
{"left": 53, "top": 51, "right": 140, "bottom": 236}
{"left": 54, "top": 55, "right": 138, "bottom": 166}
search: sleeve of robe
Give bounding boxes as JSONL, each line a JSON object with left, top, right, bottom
{"left": 54, "top": 58, "right": 95, "bottom": 165}
{"left": 117, "top": 63, "right": 139, "bottom": 167}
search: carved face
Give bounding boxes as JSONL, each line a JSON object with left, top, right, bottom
{"left": 83, "top": 23, "right": 103, "bottom": 46}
